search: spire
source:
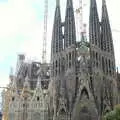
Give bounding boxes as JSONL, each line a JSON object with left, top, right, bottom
{"left": 51, "top": 0, "right": 62, "bottom": 57}
{"left": 9, "top": 67, "right": 14, "bottom": 81}
{"left": 24, "top": 75, "right": 30, "bottom": 90}
{"left": 15, "top": 54, "right": 25, "bottom": 75}
{"left": 117, "top": 67, "right": 119, "bottom": 75}
{"left": 67, "top": 0, "right": 73, "bottom": 8}
{"left": 89, "top": 0, "right": 101, "bottom": 48}
{"left": 64, "top": 0, "right": 76, "bottom": 48}
{"left": 11, "top": 77, "right": 17, "bottom": 92}
{"left": 101, "top": 0, "right": 114, "bottom": 54}
{"left": 22, "top": 75, "right": 30, "bottom": 97}
{"left": 56, "top": 0, "right": 60, "bottom": 7}
{"left": 36, "top": 76, "right": 42, "bottom": 90}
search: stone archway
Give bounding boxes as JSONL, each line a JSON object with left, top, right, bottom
{"left": 80, "top": 87, "right": 89, "bottom": 100}
{"left": 58, "top": 108, "right": 67, "bottom": 120}
{"left": 72, "top": 87, "right": 98, "bottom": 120}
{"left": 33, "top": 112, "right": 41, "bottom": 120}
{"left": 79, "top": 106, "right": 92, "bottom": 120}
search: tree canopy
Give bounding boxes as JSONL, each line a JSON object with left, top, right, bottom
{"left": 104, "top": 105, "right": 120, "bottom": 120}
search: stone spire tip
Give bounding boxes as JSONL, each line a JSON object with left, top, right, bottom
{"left": 56, "top": 0, "right": 60, "bottom": 7}
{"left": 36, "top": 76, "right": 42, "bottom": 89}
{"left": 102, "top": 0, "right": 106, "bottom": 6}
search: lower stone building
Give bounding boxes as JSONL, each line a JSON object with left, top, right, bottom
{"left": 8, "top": 75, "right": 49, "bottom": 120}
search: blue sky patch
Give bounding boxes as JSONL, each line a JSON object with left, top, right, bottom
{"left": 0, "top": 0, "right": 8, "bottom": 2}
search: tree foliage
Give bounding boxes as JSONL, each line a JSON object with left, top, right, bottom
{"left": 104, "top": 105, "right": 120, "bottom": 120}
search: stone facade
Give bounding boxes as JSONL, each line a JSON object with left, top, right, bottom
{"left": 8, "top": 69, "right": 49, "bottom": 120}
{"left": 2, "top": 55, "right": 50, "bottom": 120}
{"left": 2, "top": 0, "right": 119, "bottom": 120}
{"left": 50, "top": 0, "right": 118, "bottom": 120}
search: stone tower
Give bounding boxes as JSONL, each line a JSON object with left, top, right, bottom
{"left": 51, "top": 0, "right": 77, "bottom": 119}
{"left": 50, "top": 0, "right": 117, "bottom": 119}
{"left": 89, "top": 0, "right": 117, "bottom": 117}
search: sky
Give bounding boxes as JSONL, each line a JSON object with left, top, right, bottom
{"left": 0, "top": 0, "right": 120, "bottom": 88}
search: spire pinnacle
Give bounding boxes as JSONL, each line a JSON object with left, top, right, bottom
{"left": 51, "top": 0, "right": 62, "bottom": 56}
{"left": 67, "top": 0, "right": 73, "bottom": 8}
{"left": 12, "top": 77, "right": 17, "bottom": 91}
{"left": 21, "top": 75, "right": 30, "bottom": 98}
{"left": 91, "top": 0, "right": 97, "bottom": 8}
{"left": 9, "top": 67, "right": 14, "bottom": 81}
{"left": 65, "top": 0, "right": 76, "bottom": 47}
{"left": 101, "top": 0, "right": 114, "bottom": 53}
{"left": 36, "top": 76, "right": 42, "bottom": 89}
{"left": 56, "top": 0, "right": 60, "bottom": 7}
{"left": 24, "top": 75, "right": 30, "bottom": 90}
{"left": 102, "top": 0, "right": 107, "bottom": 16}
{"left": 36, "top": 68, "right": 42, "bottom": 89}
{"left": 89, "top": 0, "right": 100, "bottom": 47}
{"left": 117, "top": 67, "right": 119, "bottom": 74}
{"left": 102, "top": 0, "right": 106, "bottom": 6}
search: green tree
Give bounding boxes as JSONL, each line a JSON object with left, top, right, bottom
{"left": 104, "top": 105, "right": 120, "bottom": 120}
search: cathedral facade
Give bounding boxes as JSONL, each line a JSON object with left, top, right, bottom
{"left": 2, "top": 0, "right": 119, "bottom": 120}
{"left": 50, "top": 0, "right": 118, "bottom": 119}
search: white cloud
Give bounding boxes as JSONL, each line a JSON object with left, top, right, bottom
{"left": 0, "top": 0, "right": 120, "bottom": 88}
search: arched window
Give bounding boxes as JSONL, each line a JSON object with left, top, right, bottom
{"left": 79, "top": 106, "right": 92, "bottom": 120}
{"left": 56, "top": 60, "right": 58, "bottom": 75}
{"left": 37, "top": 96, "right": 39, "bottom": 101}
{"left": 80, "top": 88, "right": 89, "bottom": 100}
{"left": 69, "top": 52, "right": 72, "bottom": 68}
{"left": 106, "top": 59, "right": 108, "bottom": 74}
{"left": 12, "top": 97, "right": 15, "bottom": 101}
{"left": 53, "top": 62, "right": 54, "bottom": 76}
{"left": 92, "top": 51, "right": 95, "bottom": 67}
{"left": 109, "top": 60, "right": 111, "bottom": 75}
{"left": 33, "top": 112, "right": 41, "bottom": 120}
{"left": 96, "top": 52, "right": 98, "bottom": 67}
{"left": 58, "top": 108, "right": 67, "bottom": 120}
{"left": 102, "top": 57, "right": 105, "bottom": 73}
{"left": 66, "top": 55, "right": 68, "bottom": 70}
{"left": 59, "top": 58, "right": 61, "bottom": 74}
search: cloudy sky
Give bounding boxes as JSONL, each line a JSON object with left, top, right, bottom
{"left": 0, "top": 0, "right": 120, "bottom": 88}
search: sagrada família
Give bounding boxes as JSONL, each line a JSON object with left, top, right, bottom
{"left": 2, "top": 0, "right": 120, "bottom": 120}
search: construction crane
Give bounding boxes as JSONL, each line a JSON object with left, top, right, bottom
{"left": 76, "top": 0, "right": 83, "bottom": 34}
{"left": 75, "top": 0, "right": 89, "bottom": 60}
{"left": 42, "top": 0, "right": 48, "bottom": 64}
{"left": 41, "top": 0, "right": 50, "bottom": 89}
{"left": 75, "top": 0, "right": 87, "bottom": 42}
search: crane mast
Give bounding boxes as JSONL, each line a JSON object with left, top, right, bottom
{"left": 79, "top": 0, "right": 83, "bottom": 33}
{"left": 42, "top": 0, "right": 48, "bottom": 63}
{"left": 75, "top": 0, "right": 87, "bottom": 41}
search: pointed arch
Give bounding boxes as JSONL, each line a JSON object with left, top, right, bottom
{"left": 58, "top": 107, "right": 67, "bottom": 120}
{"left": 59, "top": 108, "right": 66, "bottom": 114}
{"left": 80, "top": 87, "right": 89, "bottom": 100}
